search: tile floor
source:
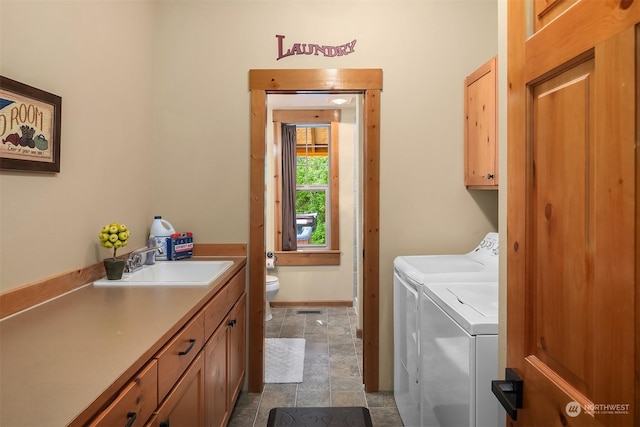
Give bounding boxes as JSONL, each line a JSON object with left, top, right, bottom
{"left": 228, "top": 306, "right": 404, "bottom": 427}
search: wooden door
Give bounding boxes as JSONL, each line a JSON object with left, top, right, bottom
{"left": 507, "top": 2, "right": 638, "bottom": 427}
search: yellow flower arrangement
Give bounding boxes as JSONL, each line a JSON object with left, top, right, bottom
{"left": 99, "top": 222, "right": 130, "bottom": 259}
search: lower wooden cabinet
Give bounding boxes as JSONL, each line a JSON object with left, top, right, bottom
{"left": 148, "top": 353, "right": 205, "bottom": 427}
{"left": 88, "top": 266, "right": 246, "bottom": 427}
{"left": 204, "top": 292, "right": 246, "bottom": 427}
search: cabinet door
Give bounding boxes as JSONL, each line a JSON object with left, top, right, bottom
{"left": 228, "top": 293, "right": 246, "bottom": 405}
{"left": 464, "top": 56, "right": 497, "bottom": 189}
{"left": 204, "top": 323, "right": 229, "bottom": 427}
{"left": 152, "top": 353, "right": 205, "bottom": 427}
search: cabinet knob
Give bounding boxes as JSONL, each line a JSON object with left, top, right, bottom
{"left": 486, "top": 173, "right": 495, "bottom": 180}
{"left": 227, "top": 319, "right": 237, "bottom": 327}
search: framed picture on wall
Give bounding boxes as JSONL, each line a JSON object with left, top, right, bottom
{"left": 0, "top": 76, "right": 62, "bottom": 173}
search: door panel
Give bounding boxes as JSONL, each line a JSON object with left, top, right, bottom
{"left": 531, "top": 58, "right": 593, "bottom": 396}
{"left": 532, "top": 0, "right": 578, "bottom": 31}
{"left": 507, "top": 2, "right": 638, "bottom": 426}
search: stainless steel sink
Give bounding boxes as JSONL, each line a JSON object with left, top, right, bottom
{"left": 93, "top": 260, "right": 234, "bottom": 286}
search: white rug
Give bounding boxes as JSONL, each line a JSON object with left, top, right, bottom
{"left": 265, "top": 338, "right": 305, "bottom": 383}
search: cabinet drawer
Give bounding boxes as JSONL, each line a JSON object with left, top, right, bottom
{"left": 226, "top": 269, "right": 245, "bottom": 313}
{"left": 204, "top": 269, "right": 245, "bottom": 339}
{"left": 89, "top": 360, "right": 158, "bottom": 427}
{"left": 156, "top": 311, "right": 205, "bottom": 401}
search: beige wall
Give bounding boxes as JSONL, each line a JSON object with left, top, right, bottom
{"left": 0, "top": 1, "right": 156, "bottom": 290}
{"left": 1, "top": 0, "right": 498, "bottom": 390}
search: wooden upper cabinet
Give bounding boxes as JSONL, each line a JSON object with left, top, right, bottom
{"left": 464, "top": 56, "right": 498, "bottom": 189}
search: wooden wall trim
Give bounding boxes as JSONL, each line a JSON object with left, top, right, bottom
{"left": 273, "top": 250, "right": 340, "bottom": 266}
{"left": 272, "top": 112, "right": 341, "bottom": 254}
{"left": 273, "top": 109, "right": 341, "bottom": 123}
{"left": 0, "top": 263, "right": 105, "bottom": 319}
{"left": 193, "top": 243, "right": 247, "bottom": 257}
{"left": 362, "top": 88, "right": 381, "bottom": 392}
{"left": 330, "top": 121, "right": 340, "bottom": 250}
{"left": 0, "top": 243, "right": 247, "bottom": 320}
{"left": 270, "top": 301, "right": 352, "bottom": 307}
{"left": 506, "top": 0, "right": 527, "bottom": 379}
{"left": 249, "top": 68, "right": 382, "bottom": 393}
{"left": 636, "top": 24, "right": 640, "bottom": 426}
{"left": 249, "top": 87, "right": 268, "bottom": 393}
{"left": 250, "top": 69, "right": 383, "bottom": 91}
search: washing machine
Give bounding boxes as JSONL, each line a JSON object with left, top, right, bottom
{"left": 420, "top": 282, "right": 502, "bottom": 427}
{"left": 393, "top": 233, "right": 499, "bottom": 427}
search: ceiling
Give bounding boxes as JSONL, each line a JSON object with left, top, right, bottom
{"left": 268, "top": 93, "right": 358, "bottom": 110}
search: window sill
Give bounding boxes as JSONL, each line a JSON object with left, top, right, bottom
{"left": 273, "top": 250, "right": 340, "bottom": 266}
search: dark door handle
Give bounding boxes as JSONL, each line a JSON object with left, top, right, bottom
{"left": 487, "top": 173, "right": 495, "bottom": 179}
{"left": 491, "top": 368, "right": 523, "bottom": 420}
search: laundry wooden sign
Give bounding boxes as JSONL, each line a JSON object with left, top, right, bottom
{"left": 276, "top": 35, "right": 357, "bottom": 60}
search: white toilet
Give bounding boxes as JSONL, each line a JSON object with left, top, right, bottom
{"left": 265, "top": 275, "right": 280, "bottom": 321}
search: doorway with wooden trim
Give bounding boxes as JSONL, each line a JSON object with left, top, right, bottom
{"left": 248, "top": 69, "right": 382, "bottom": 393}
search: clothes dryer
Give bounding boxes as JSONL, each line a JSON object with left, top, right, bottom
{"left": 393, "top": 233, "right": 499, "bottom": 427}
{"left": 420, "top": 282, "right": 503, "bottom": 427}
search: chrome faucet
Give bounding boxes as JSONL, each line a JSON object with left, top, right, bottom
{"left": 125, "top": 246, "right": 163, "bottom": 273}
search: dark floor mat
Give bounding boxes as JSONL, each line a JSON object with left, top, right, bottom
{"left": 267, "top": 407, "right": 373, "bottom": 427}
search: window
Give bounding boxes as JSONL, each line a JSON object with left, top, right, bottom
{"left": 273, "top": 110, "right": 340, "bottom": 265}
{"left": 296, "top": 125, "right": 329, "bottom": 248}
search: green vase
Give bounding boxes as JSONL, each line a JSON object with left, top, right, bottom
{"left": 104, "top": 258, "right": 126, "bottom": 280}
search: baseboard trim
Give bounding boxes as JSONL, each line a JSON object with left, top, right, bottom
{"left": 270, "top": 300, "right": 353, "bottom": 307}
